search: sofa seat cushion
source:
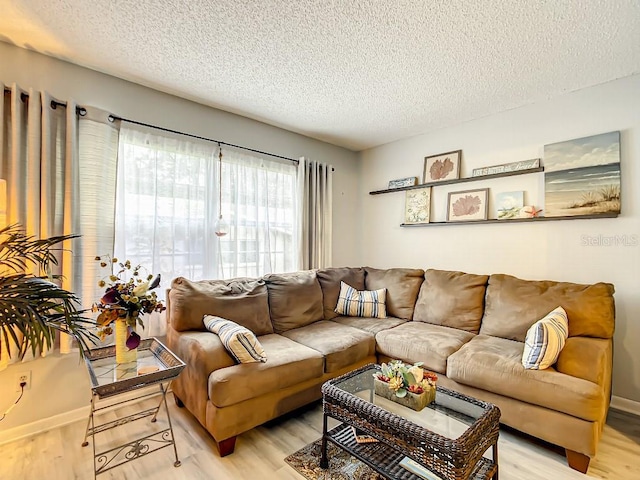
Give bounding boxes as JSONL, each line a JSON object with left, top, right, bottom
{"left": 375, "top": 322, "right": 475, "bottom": 374}
{"left": 281, "top": 320, "right": 375, "bottom": 373}
{"left": 332, "top": 315, "right": 407, "bottom": 335}
{"left": 447, "top": 335, "right": 604, "bottom": 421}
{"left": 208, "top": 334, "right": 324, "bottom": 407}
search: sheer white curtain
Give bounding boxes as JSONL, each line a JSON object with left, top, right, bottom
{"left": 115, "top": 127, "right": 299, "bottom": 336}
{"left": 115, "top": 127, "right": 218, "bottom": 337}
{"left": 0, "top": 84, "right": 119, "bottom": 369}
{"left": 297, "top": 157, "right": 333, "bottom": 269}
{"left": 218, "top": 146, "right": 298, "bottom": 278}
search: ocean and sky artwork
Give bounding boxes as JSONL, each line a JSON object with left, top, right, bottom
{"left": 544, "top": 131, "right": 620, "bottom": 217}
{"left": 496, "top": 191, "right": 524, "bottom": 219}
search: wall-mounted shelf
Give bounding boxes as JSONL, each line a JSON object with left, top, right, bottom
{"left": 369, "top": 166, "right": 544, "bottom": 195}
{"left": 400, "top": 212, "right": 619, "bottom": 227}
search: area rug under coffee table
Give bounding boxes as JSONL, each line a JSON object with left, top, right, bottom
{"left": 285, "top": 438, "right": 383, "bottom": 480}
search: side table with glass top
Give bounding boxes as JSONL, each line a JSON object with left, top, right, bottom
{"left": 81, "top": 337, "right": 186, "bottom": 478}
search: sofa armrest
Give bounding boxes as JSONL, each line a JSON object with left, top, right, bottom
{"left": 171, "top": 330, "right": 236, "bottom": 376}
{"left": 556, "top": 337, "right": 612, "bottom": 388}
{"left": 167, "top": 327, "right": 235, "bottom": 424}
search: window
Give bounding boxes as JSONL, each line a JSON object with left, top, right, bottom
{"left": 114, "top": 126, "right": 298, "bottom": 299}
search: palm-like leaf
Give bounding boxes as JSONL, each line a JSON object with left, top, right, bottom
{"left": 0, "top": 224, "right": 78, "bottom": 274}
{"left": 0, "top": 225, "right": 96, "bottom": 359}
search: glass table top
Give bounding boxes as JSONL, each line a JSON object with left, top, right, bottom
{"left": 84, "top": 338, "right": 185, "bottom": 398}
{"left": 330, "top": 364, "right": 490, "bottom": 440}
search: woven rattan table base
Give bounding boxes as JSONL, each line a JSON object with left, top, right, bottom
{"left": 326, "top": 422, "right": 497, "bottom": 480}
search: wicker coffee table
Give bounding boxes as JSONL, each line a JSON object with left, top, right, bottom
{"left": 320, "top": 364, "right": 500, "bottom": 480}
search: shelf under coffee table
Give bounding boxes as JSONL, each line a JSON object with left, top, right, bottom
{"left": 321, "top": 364, "right": 501, "bottom": 480}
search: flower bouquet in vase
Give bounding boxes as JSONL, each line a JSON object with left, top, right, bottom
{"left": 373, "top": 360, "right": 438, "bottom": 411}
{"left": 93, "top": 256, "right": 166, "bottom": 364}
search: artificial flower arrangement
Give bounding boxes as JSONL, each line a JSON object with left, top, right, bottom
{"left": 374, "top": 360, "right": 438, "bottom": 397}
{"left": 92, "top": 256, "right": 165, "bottom": 350}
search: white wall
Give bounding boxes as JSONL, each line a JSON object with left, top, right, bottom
{"left": 0, "top": 42, "right": 360, "bottom": 436}
{"left": 359, "top": 75, "right": 640, "bottom": 403}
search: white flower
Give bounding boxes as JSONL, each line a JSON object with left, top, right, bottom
{"left": 132, "top": 281, "right": 149, "bottom": 296}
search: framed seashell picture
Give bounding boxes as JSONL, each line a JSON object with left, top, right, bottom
{"left": 423, "top": 150, "right": 461, "bottom": 183}
{"left": 447, "top": 188, "right": 489, "bottom": 222}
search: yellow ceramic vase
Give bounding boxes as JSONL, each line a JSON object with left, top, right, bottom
{"left": 115, "top": 319, "right": 137, "bottom": 364}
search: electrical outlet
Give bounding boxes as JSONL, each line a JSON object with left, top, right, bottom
{"left": 16, "top": 371, "right": 31, "bottom": 392}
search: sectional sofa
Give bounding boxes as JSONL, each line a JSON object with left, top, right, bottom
{"left": 166, "top": 267, "right": 615, "bottom": 473}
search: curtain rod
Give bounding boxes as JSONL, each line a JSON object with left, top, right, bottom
{"left": 2, "top": 88, "right": 87, "bottom": 116}
{"left": 108, "top": 115, "right": 302, "bottom": 165}
{"left": 5, "top": 87, "right": 326, "bottom": 167}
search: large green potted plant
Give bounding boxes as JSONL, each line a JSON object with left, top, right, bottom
{"left": 0, "top": 224, "right": 96, "bottom": 359}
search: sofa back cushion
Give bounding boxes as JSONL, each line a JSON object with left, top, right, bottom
{"left": 168, "top": 277, "right": 273, "bottom": 335}
{"left": 364, "top": 267, "right": 424, "bottom": 319}
{"left": 264, "top": 270, "right": 324, "bottom": 333}
{"left": 413, "top": 269, "right": 488, "bottom": 333}
{"left": 480, "top": 274, "right": 615, "bottom": 341}
{"left": 316, "top": 267, "right": 366, "bottom": 319}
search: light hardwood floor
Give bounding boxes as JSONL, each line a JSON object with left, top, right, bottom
{"left": 1, "top": 396, "right": 638, "bottom": 480}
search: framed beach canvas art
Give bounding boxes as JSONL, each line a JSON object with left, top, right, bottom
{"left": 404, "top": 187, "right": 431, "bottom": 224}
{"left": 544, "top": 131, "right": 620, "bottom": 217}
{"left": 447, "top": 188, "right": 489, "bottom": 222}
{"left": 496, "top": 191, "right": 524, "bottom": 219}
{"left": 423, "top": 150, "right": 461, "bottom": 183}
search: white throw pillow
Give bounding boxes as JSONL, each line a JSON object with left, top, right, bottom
{"left": 204, "top": 315, "right": 267, "bottom": 364}
{"left": 334, "top": 281, "right": 387, "bottom": 318}
{"left": 522, "top": 306, "right": 569, "bottom": 370}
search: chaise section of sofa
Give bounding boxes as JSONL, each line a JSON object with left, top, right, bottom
{"left": 444, "top": 274, "right": 615, "bottom": 472}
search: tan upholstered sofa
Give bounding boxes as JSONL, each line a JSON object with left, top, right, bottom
{"left": 166, "top": 267, "right": 615, "bottom": 473}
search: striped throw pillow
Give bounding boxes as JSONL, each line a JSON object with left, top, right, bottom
{"left": 204, "top": 315, "right": 267, "bottom": 364}
{"left": 334, "top": 281, "right": 387, "bottom": 318}
{"left": 522, "top": 306, "right": 569, "bottom": 370}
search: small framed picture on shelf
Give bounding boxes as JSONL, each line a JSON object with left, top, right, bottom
{"left": 447, "top": 188, "right": 489, "bottom": 222}
{"left": 423, "top": 150, "right": 461, "bottom": 183}
{"left": 405, "top": 187, "right": 431, "bottom": 224}
{"left": 496, "top": 191, "right": 524, "bottom": 220}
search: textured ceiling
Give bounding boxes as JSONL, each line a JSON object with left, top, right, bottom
{"left": 1, "top": 1, "right": 640, "bottom": 151}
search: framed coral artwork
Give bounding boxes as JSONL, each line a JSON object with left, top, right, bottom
{"left": 423, "top": 150, "right": 461, "bottom": 183}
{"left": 447, "top": 188, "right": 489, "bottom": 222}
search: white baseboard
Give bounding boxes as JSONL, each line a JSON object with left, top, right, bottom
{"left": 0, "top": 405, "right": 89, "bottom": 446}
{"left": 0, "top": 386, "right": 162, "bottom": 446}
{"left": 610, "top": 395, "right": 640, "bottom": 416}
